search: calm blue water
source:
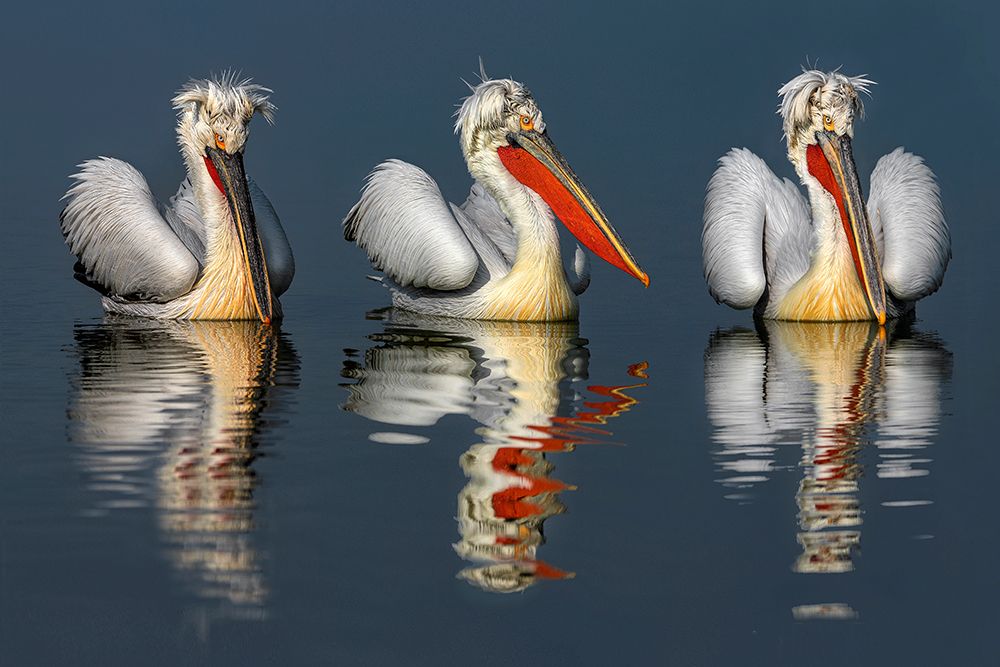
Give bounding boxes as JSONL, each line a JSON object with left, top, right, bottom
{"left": 1, "top": 1, "right": 997, "bottom": 664}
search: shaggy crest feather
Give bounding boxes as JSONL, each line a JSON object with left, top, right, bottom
{"left": 454, "top": 76, "right": 539, "bottom": 155}
{"left": 173, "top": 72, "right": 276, "bottom": 125}
{"left": 778, "top": 68, "right": 873, "bottom": 149}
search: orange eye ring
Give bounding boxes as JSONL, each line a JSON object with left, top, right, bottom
{"left": 822, "top": 115, "right": 835, "bottom": 132}
{"left": 519, "top": 115, "right": 534, "bottom": 131}
{"left": 214, "top": 133, "right": 227, "bottom": 150}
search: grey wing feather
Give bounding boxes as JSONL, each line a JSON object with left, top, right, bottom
{"left": 459, "top": 183, "right": 517, "bottom": 264}
{"left": 868, "top": 148, "right": 951, "bottom": 302}
{"left": 248, "top": 178, "right": 295, "bottom": 296}
{"left": 61, "top": 158, "right": 199, "bottom": 302}
{"left": 343, "top": 160, "right": 480, "bottom": 291}
{"left": 163, "top": 178, "right": 206, "bottom": 260}
{"left": 703, "top": 149, "right": 811, "bottom": 309}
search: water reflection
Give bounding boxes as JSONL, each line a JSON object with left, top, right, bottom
{"left": 341, "top": 310, "right": 646, "bottom": 593}
{"left": 704, "top": 318, "right": 951, "bottom": 616}
{"left": 67, "top": 319, "right": 299, "bottom": 626}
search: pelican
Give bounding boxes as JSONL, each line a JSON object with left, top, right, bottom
{"left": 702, "top": 69, "right": 951, "bottom": 323}
{"left": 60, "top": 74, "right": 294, "bottom": 323}
{"left": 343, "top": 71, "right": 649, "bottom": 321}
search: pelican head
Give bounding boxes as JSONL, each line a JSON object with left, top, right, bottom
{"left": 173, "top": 75, "right": 276, "bottom": 158}
{"left": 172, "top": 75, "right": 277, "bottom": 323}
{"left": 454, "top": 73, "right": 649, "bottom": 287}
{"left": 779, "top": 69, "right": 886, "bottom": 324}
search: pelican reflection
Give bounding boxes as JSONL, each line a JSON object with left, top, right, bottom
{"left": 704, "top": 319, "right": 951, "bottom": 616}
{"left": 341, "top": 310, "right": 646, "bottom": 593}
{"left": 67, "top": 319, "right": 299, "bottom": 624}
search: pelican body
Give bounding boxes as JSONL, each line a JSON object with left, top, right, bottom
{"left": 343, "top": 72, "right": 648, "bottom": 322}
{"left": 702, "top": 70, "right": 951, "bottom": 323}
{"left": 61, "top": 75, "right": 294, "bottom": 323}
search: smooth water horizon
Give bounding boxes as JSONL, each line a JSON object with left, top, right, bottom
{"left": 1, "top": 1, "right": 997, "bottom": 665}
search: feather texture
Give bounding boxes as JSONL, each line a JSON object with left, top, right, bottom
{"left": 61, "top": 158, "right": 200, "bottom": 302}
{"left": 703, "top": 148, "right": 811, "bottom": 310}
{"left": 868, "top": 148, "right": 951, "bottom": 302}
{"left": 343, "top": 160, "right": 480, "bottom": 291}
{"left": 459, "top": 182, "right": 517, "bottom": 264}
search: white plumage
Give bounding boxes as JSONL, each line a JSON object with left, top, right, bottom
{"left": 344, "top": 71, "right": 644, "bottom": 322}
{"left": 868, "top": 148, "right": 950, "bottom": 301}
{"left": 703, "top": 69, "right": 951, "bottom": 321}
{"left": 60, "top": 74, "right": 293, "bottom": 321}
{"left": 63, "top": 158, "right": 201, "bottom": 302}
{"left": 345, "top": 160, "right": 485, "bottom": 291}
{"left": 703, "top": 148, "right": 812, "bottom": 309}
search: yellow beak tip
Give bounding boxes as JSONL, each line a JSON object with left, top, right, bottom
{"left": 639, "top": 273, "right": 650, "bottom": 288}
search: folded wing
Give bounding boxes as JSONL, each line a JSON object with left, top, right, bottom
{"left": 703, "top": 149, "right": 811, "bottom": 310}
{"left": 868, "top": 148, "right": 951, "bottom": 302}
{"left": 343, "top": 159, "right": 480, "bottom": 291}
{"left": 248, "top": 178, "right": 295, "bottom": 296}
{"left": 61, "top": 158, "right": 200, "bottom": 302}
{"left": 459, "top": 182, "right": 516, "bottom": 265}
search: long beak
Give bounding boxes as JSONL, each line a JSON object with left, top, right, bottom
{"left": 809, "top": 132, "right": 887, "bottom": 324}
{"left": 498, "top": 129, "right": 649, "bottom": 287}
{"left": 205, "top": 147, "right": 274, "bottom": 323}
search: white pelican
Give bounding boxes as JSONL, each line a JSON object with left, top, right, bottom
{"left": 60, "top": 74, "right": 294, "bottom": 323}
{"left": 702, "top": 70, "right": 951, "bottom": 323}
{"left": 343, "top": 72, "right": 649, "bottom": 321}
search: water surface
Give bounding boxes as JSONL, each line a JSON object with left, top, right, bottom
{"left": 1, "top": 1, "right": 997, "bottom": 664}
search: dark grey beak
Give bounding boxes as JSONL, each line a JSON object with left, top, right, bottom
{"left": 206, "top": 146, "right": 273, "bottom": 323}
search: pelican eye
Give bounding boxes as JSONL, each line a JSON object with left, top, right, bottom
{"left": 822, "top": 115, "right": 835, "bottom": 132}
{"left": 519, "top": 115, "right": 534, "bottom": 131}
{"left": 214, "top": 133, "right": 227, "bottom": 150}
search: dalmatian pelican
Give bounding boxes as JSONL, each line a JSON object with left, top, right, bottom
{"left": 60, "top": 74, "right": 294, "bottom": 323}
{"left": 343, "top": 70, "right": 649, "bottom": 321}
{"left": 702, "top": 69, "right": 951, "bottom": 323}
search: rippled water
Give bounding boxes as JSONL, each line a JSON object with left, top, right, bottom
{"left": 341, "top": 311, "right": 648, "bottom": 593}
{"left": 705, "top": 320, "right": 951, "bottom": 618}
{"left": 3, "top": 1, "right": 998, "bottom": 664}
{"left": 67, "top": 321, "right": 299, "bottom": 622}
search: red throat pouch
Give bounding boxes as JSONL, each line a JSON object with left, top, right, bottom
{"left": 806, "top": 144, "right": 865, "bottom": 281}
{"left": 497, "top": 145, "right": 632, "bottom": 276}
{"left": 203, "top": 156, "right": 226, "bottom": 195}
